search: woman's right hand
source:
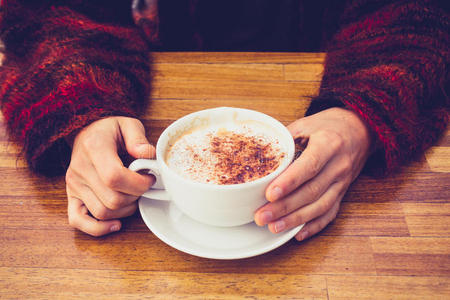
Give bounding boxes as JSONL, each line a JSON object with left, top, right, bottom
{"left": 65, "top": 117, "right": 155, "bottom": 236}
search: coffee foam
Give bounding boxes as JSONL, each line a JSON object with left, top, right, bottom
{"left": 165, "top": 121, "right": 286, "bottom": 185}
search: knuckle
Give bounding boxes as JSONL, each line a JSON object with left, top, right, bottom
{"left": 67, "top": 156, "right": 84, "bottom": 173}
{"left": 330, "top": 134, "right": 344, "bottom": 152}
{"left": 104, "top": 193, "right": 125, "bottom": 210}
{"left": 315, "top": 130, "right": 331, "bottom": 141}
{"left": 67, "top": 214, "right": 77, "bottom": 228}
{"left": 319, "top": 130, "right": 344, "bottom": 151}
{"left": 318, "top": 199, "right": 332, "bottom": 214}
{"left": 91, "top": 206, "right": 109, "bottom": 220}
{"left": 339, "top": 156, "right": 353, "bottom": 176}
{"left": 67, "top": 197, "right": 78, "bottom": 228}
{"left": 101, "top": 167, "right": 124, "bottom": 190}
{"left": 65, "top": 168, "right": 76, "bottom": 184}
{"left": 286, "top": 176, "right": 300, "bottom": 190}
{"left": 82, "top": 133, "right": 100, "bottom": 150}
{"left": 310, "top": 218, "right": 328, "bottom": 234}
{"left": 307, "top": 153, "right": 321, "bottom": 174}
{"left": 67, "top": 209, "right": 79, "bottom": 228}
{"left": 306, "top": 181, "right": 322, "bottom": 198}
{"left": 279, "top": 202, "right": 290, "bottom": 217}
{"left": 294, "top": 213, "right": 305, "bottom": 226}
{"left": 319, "top": 129, "right": 337, "bottom": 140}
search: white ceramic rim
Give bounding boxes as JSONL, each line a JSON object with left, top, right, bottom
{"left": 156, "top": 106, "right": 295, "bottom": 190}
{"left": 139, "top": 199, "right": 303, "bottom": 260}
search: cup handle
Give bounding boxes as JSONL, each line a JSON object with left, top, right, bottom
{"left": 128, "top": 159, "right": 171, "bottom": 201}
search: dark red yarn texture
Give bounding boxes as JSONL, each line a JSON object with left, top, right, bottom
{"left": 0, "top": 0, "right": 448, "bottom": 176}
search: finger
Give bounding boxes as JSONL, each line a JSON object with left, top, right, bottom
{"left": 87, "top": 136, "right": 154, "bottom": 197}
{"left": 67, "top": 196, "right": 121, "bottom": 237}
{"left": 265, "top": 131, "right": 341, "bottom": 202}
{"left": 255, "top": 162, "right": 336, "bottom": 226}
{"left": 286, "top": 109, "right": 339, "bottom": 139}
{"left": 118, "top": 117, "right": 156, "bottom": 159}
{"left": 287, "top": 118, "right": 309, "bottom": 140}
{"left": 73, "top": 162, "right": 142, "bottom": 210}
{"left": 295, "top": 198, "right": 341, "bottom": 241}
{"left": 267, "top": 182, "right": 344, "bottom": 233}
{"left": 79, "top": 183, "right": 138, "bottom": 220}
{"left": 90, "top": 184, "right": 139, "bottom": 213}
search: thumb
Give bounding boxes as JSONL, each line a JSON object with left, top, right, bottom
{"left": 118, "top": 117, "right": 156, "bottom": 159}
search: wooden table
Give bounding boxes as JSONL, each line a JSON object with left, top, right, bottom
{"left": 1, "top": 52, "right": 449, "bottom": 299}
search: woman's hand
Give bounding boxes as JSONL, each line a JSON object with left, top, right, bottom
{"left": 254, "top": 107, "right": 372, "bottom": 241}
{"left": 65, "top": 117, "right": 155, "bottom": 236}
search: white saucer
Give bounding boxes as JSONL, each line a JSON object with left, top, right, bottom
{"left": 139, "top": 197, "right": 303, "bottom": 260}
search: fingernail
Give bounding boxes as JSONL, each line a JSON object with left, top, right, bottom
{"left": 299, "top": 230, "right": 309, "bottom": 241}
{"left": 110, "top": 224, "right": 120, "bottom": 232}
{"left": 273, "top": 220, "right": 286, "bottom": 233}
{"left": 259, "top": 211, "right": 273, "bottom": 224}
{"left": 269, "top": 186, "right": 283, "bottom": 201}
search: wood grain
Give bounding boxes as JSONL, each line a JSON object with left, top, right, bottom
{"left": 371, "top": 237, "right": 450, "bottom": 276}
{"left": 150, "top": 79, "right": 320, "bottom": 102}
{"left": 0, "top": 229, "right": 376, "bottom": 275}
{"left": 0, "top": 52, "right": 449, "bottom": 299}
{"left": 144, "top": 99, "right": 310, "bottom": 123}
{"left": 152, "top": 63, "right": 285, "bottom": 82}
{"left": 327, "top": 275, "right": 450, "bottom": 300}
{"left": 0, "top": 267, "right": 328, "bottom": 299}
{"left": 426, "top": 146, "right": 450, "bottom": 173}
{"left": 403, "top": 203, "right": 450, "bottom": 237}
{"left": 151, "top": 52, "right": 326, "bottom": 63}
{"left": 284, "top": 63, "right": 324, "bottom": 81}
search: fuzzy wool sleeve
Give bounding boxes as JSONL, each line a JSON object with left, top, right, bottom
{"left": 306, "top": 0, "right": 449, "bottom": 175}
{"left": 0, "top": 0, "right": 151, "bottom": 176}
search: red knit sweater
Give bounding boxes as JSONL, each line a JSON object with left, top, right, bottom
{"left": 0, "top": 0, "right": 448, "bottom": 176}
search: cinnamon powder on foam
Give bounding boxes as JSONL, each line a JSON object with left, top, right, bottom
{"left": 165, "top": 124, "right": 285, "bottom": 185}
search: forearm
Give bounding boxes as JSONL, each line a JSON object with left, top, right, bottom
{"left": 0, "top": 0, "right": 151, "bottom": 176}
{"left": 306, "top": 0, "right": 449, "bottom": 175}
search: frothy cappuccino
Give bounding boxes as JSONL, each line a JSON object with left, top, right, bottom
{"left": 165, "top": 122, "right": 286, "bottom": 185}
{"left": 129, "top": 107, "right": 296, "bottom": 227}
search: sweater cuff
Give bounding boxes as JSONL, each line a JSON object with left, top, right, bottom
{"left": 25, "top": 107, "right": 136, "bottom": 177}
{"left": 305, "top": 94, "right": 387, "bottom": 176}
{"left": 305, "top": 96, "right": 346, "bottom": 117}
{"left": 14, "top": 80, "right": 139, "bottom": 176}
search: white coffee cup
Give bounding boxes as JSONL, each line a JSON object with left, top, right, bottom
{"left": 129, "top": 107, "right": 295, "bottom": 227}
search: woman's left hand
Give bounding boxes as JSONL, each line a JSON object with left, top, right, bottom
{"left": 254, "top": 107, "right": 373, "bottom": 241}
